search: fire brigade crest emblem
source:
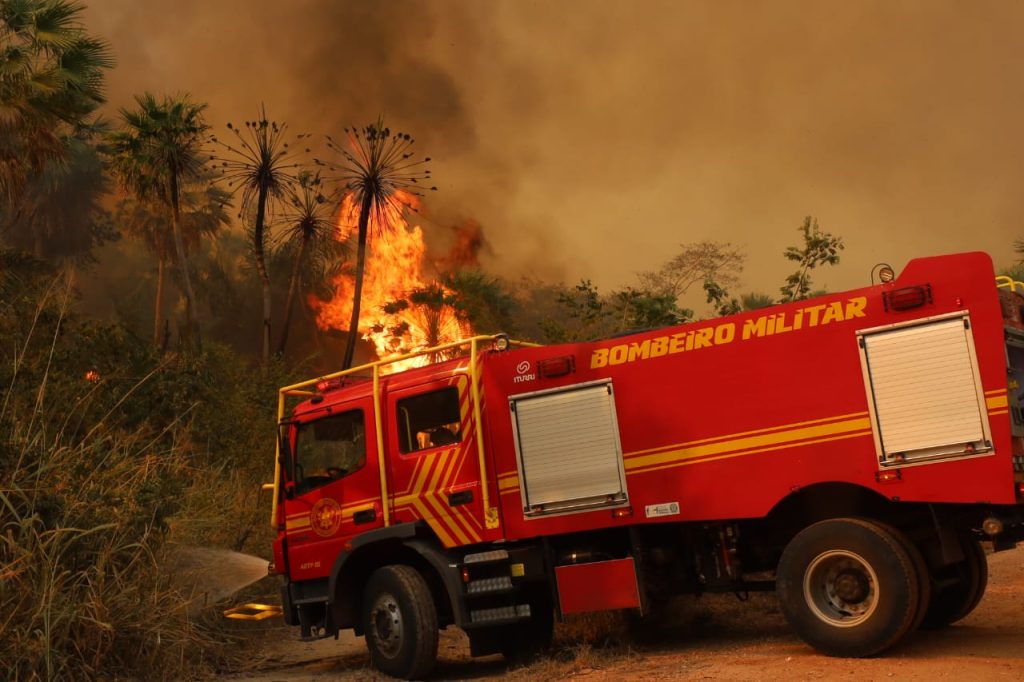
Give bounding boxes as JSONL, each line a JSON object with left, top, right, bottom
{"left": 310, "top": 498, "right": 342, "bottom": 537}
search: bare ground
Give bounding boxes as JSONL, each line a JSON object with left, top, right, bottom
{"left": 226, "top": 546, "right": 1024, "bottom": 681}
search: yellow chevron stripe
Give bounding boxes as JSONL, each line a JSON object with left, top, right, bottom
{"left": 425, "top": 451, "right": 473, "bottom": 545}
{"left": 989, "top": 409, "right": 1008, "bottom": 417}
{"left": 625, "top": 416, "right": 872, "bottom": 472}
{"left": 985, "top": 388, "right": 1007, "bottom": 396}
{"left": 442, "top": 442, "right": 483, "bottom": 542}
{"left": 414, "top": 499, "right": 456, "bottom": 547}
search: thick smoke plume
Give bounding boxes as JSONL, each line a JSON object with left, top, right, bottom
{"left": 87, "top": 0, "right": 1024, "bottom": 293}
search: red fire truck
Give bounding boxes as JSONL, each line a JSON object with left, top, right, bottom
{"left": 268, "top": 251, "right": 1024, "bottom": 679}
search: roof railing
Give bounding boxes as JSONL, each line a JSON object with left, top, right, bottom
{"left": 996, "top": 276, "right": 1024, "bottom": 295}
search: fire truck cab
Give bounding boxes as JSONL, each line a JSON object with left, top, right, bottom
{"left": 269, "top": 251, "right": 1024, "bottom": 679}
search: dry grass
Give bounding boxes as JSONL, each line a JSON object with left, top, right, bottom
{"left": 0, "top": 270, "right": 273, "bottom": 680}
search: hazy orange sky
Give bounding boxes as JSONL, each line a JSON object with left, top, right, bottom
{"left": 85, "top": 0, "right": 1023, "bottom": 303}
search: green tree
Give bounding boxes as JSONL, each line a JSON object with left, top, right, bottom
{"left": 779, "top": 216, "right": 844, "bottom": 303}
{"left": 537, "top": 280, "right": 689, "bottom": 343}
{"left": 107, "top": 93, "right": 210, "bottom": 349}
{"left": 113, "top": 180, "right": 230, "bottom": 346}
{"left": 4, "top": 135, "right": 112, "bottom": 259}
{"left": 275, "top": 170, "right": 343, "bottom": 356}
{"left": 703, "top": 279, "right": 741, "bottom": 317}
{"left": 0, "top": 0, "right": 112, "bottom": 202}
{"left": 740, "top": 292, "right": 775, "bottom": 311}
{"left": 211, "top": 106, "right": 303, "bottom": 362}
{"left": 442, "top": 269, "right": 515, "bottom": 335}
{"left": 0, "top": 0, "right": 113, "bottom": 255}
{"left": 326, "top": 118, "right": 434, "bottom": 369}
{"left": 638, "top": 241, "right": 746, "bottom": 300}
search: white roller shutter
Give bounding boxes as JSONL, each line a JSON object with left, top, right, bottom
{"left": 511, "top": 381, "right": 628, "bottom": 515}
{"left": 860, "top": 315, "right": 991, "bottom": 464}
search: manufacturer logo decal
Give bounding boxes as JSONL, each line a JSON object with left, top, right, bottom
{"left": 310, "top": 498, "right": 343, "bottom": 537}
{"left": 513, "top": 360, "right": 536, "bottom": 384}
{"left": 644, "top": 502, "right": 680, "bottom": 518}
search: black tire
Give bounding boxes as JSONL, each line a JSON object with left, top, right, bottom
{"left": 500, "top": 589, "right": 555, "bottom": 663}
{"left": 362, "top": 565, "right": 439, "bottom": 680}
{"left": 777, "top": 518, "right": 920, "bottom": 658}
{"left": 873, "top": 521, "right": 931, "bottom": 635}
{"left": 921, "top": 534, "right": 988, "bottom": 629}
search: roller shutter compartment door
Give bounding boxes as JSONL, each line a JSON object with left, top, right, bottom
{"left": 860, "top": 315, "right": 991, "bottom": 465}
{"left": 511, "top": 381, "right": 628, "bottom": 515}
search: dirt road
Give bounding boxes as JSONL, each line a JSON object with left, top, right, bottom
{"left": 231, "top": 546, "right": 1024, "bottom": 681}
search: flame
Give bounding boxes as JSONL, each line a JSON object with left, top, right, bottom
{"left": 311, "top": 191, "right": 472, "bottom": 371}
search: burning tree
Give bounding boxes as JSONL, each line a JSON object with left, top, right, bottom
{"left": 275, "top": 170, "right": 343, "bottom": 356}
{"left": 322, "top": 118, "right": 435, "bottom": 369}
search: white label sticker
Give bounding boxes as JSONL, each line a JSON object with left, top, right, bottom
{"left": 645, "top": 502, "right": 680, "bottom": 518}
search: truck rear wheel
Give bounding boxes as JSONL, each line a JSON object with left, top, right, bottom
{"left": 873, "top": 521, "right": 931, "bottom": 634}
{"left": 921, "top": 534, "right": 988, "bottom": 629}
{"left": 362, "top": 565, "right": 438, "bottom": 680}
{"left": 777, "top": 518, "right": 920, "bottom": 657}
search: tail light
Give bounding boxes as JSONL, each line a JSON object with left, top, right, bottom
{"left": 883, "top": 284, "right": 932, "bottom": 312}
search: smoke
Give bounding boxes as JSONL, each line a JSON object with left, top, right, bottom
{"left": 85, "top": 0, "right": 1024, "bottom": 295}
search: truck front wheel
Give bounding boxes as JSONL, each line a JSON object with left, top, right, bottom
{"left": 362, "top": 565, "right": 439, "bottom": 680}
{"left": 777, "top": 518, "right": 920, "bottom": 657}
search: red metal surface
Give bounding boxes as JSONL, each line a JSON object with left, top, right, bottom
{"left": 555, "top": 558, "right": 641, "bottom": 614}
{"left": 279, "top": 251, "right": 1018, "bottom": 570}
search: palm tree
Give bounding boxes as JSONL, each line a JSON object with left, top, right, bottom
{"left": 326, "top": 118, "right": 434, "bottom": 369}
{"left": 210, "top": 106, "right": 304, "bottom": 362}
{"left": 274, "top": 170, "right": 342, "bottom": 356}
{"left": 6, "top": 135, "right": 109, "bottom": 260}
{"left": 107, "top": 93, "right": 209, "bottom": 349}
{"left": 0, "top": 0, "right": 113, "bottom": 206}
{"left": 114, "top": 180, "right": 230, "bottom": 346}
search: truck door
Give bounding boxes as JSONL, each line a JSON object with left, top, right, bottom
{"left": 283, "top": 398, "right": 383, "bottom": 582}
{"left": 386, "top": 374, "right": 487, "bottom": 547}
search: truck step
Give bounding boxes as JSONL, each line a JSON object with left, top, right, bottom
{"left": 469, "top": 603, "right": 531, "bottom": 624}
{"left": 466, "top": 576, "right": 514, "bottom": 595}
{"left": 462, "top": 549, "right": 510, "bottom": 565}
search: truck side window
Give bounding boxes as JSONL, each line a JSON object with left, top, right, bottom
{"left": 294, "top": 409, "right": 366, "bottom": 495}
{"left": 395, "top": 387, "right": 462, "bottom": 454}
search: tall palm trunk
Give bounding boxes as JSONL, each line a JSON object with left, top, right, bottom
{"left": 253, "top": 183, "right": 272, "bottom": 363}
{"left": 276, "top": 233, "right": 309, "bottom": 356}
{"left": 342, "top": 192, "right": 374, "bottom": 370}
{"left": 169, "top": 169, "right": 201, "bottom": 350}
{"left": 153, "top": 254, "right": 165, "bottom": 346}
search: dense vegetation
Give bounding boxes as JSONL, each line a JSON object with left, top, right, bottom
{"left": 2, "top": 1, "right": 1020, "bottom": 680}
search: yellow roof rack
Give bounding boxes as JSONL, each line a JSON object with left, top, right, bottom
{"left": 265, "top": 335, "right": 539, "bottom": 531}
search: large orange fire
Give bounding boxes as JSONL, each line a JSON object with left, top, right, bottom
{"left": 311, "top": 191, "right": 473, "bottom": 370}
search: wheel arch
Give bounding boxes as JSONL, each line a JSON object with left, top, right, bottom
{"left": 328, "top": 522, "right": 464, "bottom": 633}
{"left": 742, "top": 482, "right": 897, "bottom": 570}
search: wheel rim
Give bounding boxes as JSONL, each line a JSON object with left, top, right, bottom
{"left": 369, "top": 592, "right": 403, "bottom": 658}
{"left": 803, "top": 549, "right": 879, "bottom": 627}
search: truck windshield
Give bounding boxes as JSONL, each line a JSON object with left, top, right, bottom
{"left": 294, "top": 409, "right": 366, "bottom": 495}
